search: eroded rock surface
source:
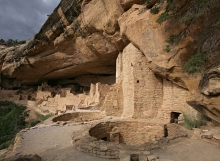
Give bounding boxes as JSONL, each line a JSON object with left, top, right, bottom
{"left": 1, "top": 0, "right": 220, "bottom": 122}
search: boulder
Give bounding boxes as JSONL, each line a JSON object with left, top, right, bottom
{"left": 201, "top": 131, "right": 214, "bottom": 139}
{"left": 213, "top": 134, "right": 220, "bottom": 140}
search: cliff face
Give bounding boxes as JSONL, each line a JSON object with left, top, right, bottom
{"left": 1, "top": 0, "right": 220, "bottom": 122}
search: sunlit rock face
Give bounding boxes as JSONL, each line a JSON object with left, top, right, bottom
{"left": 0, "top": 0, "right": 125, "bottom": 88}
{"left": 1, "top": 0, "right": 220, "bottom": 122}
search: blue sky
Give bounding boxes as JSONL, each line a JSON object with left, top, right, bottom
{"left": 0, "top": 0, "right": 60, "bottom": 41}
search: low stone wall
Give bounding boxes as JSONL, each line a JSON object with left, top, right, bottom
{"left": 89, "top": 121, "right": 165, "bottom": 144}
{"left": 166, "top": 123, "right": 188, "bottom": 139}
{"left": 76, "top": 140, "right": 120, "bottom": 159}
{"left": 52, "top": 111, "right": 105, "bottom": 122}
{"left": 72, "top": 120, "right": 165, "bottom": 159}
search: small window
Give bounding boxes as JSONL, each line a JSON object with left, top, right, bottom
{"left": 170, "top": 112, "right": 181, "bottom": 123}
{"left": 130, "top": 154, "right": 139, "bottom": 161}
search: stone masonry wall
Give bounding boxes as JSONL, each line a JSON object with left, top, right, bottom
{"left": 120, "top": 43, "right": 163, "bottom": 119}
{"left": 88, "top": 121, "right": 165, "bottom": 144}
{"left": 157, "top": 79, "right": 199, "bottom": 123}
{"left": 112, "top": 121, "right": 164, "bottom": 144}
{"left": 100, "top": 84, "right": 123, "bottom": 116}
{"left": 133, "top": 59, "right": 163, "bottom": 119}
{"left": 121, "top": 44, "right": 135, "bottom": 118}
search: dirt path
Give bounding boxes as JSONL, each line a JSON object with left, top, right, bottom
{"left": 15, "top": 124, "right": 118, "bottom": 161}
{"left": 3, "top": 120, "right": 220, "bottom": 161}
{"left": 151, "top": 135, "right": 220, "bottom": 161}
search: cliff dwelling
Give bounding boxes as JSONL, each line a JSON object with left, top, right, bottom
{"left": 1, "top": 0, "right": 220, "bottom": 160}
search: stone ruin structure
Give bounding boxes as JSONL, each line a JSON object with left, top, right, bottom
{"left": 0, "top": 42, "right": 200, "bottom": 159}
{"left": 0, "top": 43, "right": 199, "bottom": 123}
{"left": 0, "top": 81, "right": 109, "bottom": 114}
{"left": 2, "top": 0, "right": 219, "bottom": 159}
{"left": 0, "top": 39, "right": 199, "bottom": 121}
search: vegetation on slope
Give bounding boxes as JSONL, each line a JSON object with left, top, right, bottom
{"left": 182, "top": 52, "right": 208, "bottom": 73}
{"left": 0, "top": 101, "right": 53, "bottom": 150}
{"left": 143, "top": 0, "right": 220, "bottom": 74}
{"left": 0, "top": 101, "right": 27, "bottom": 150}
{"left": 27, "top": 113, "right": 53, "bottom": 127}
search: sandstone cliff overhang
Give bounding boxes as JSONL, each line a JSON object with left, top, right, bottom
{"left": 1, "top": 0, "right": 220, "bottom": 122}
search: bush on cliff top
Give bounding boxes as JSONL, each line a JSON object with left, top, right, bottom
{"left": 0, "top": 38, "right": 26, "bottom": 47}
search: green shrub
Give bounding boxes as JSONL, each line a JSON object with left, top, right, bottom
{"left": 150, "top": 7, "right": 160, "bottom": 14}
{"left": 166, "top": 34, "right": 181, "bottom": 45}
{"left": 37, "top": 113, "right": 53, "bottom": 122}
{"left": 183, "top": 113, "right": 206, "bottom": 130}
{"left": 157, "top": 12, "right": 174, "bottom": 24}
{"left": 0, "top": 138, "right": 14, "bottom": 150}
{"left": 30, "top": 120, "right": 41, "bottom": 127}
{"left": 0, "top": 101, "right": 27, "bottom": 150}
{"left": 0, "top": 39, "right": 26, "bottom": 47}
{"left": 182, "top": 52, "right": 207, "bottom": 73}
{"left": 149, "top": 0, "right": 219, "bottom": 28}
{"left": 27, "top": 113, "right": 53, "bottom": 128}
{"left": 163, "top": 45, "right": 171, "bottom": 52}
{"left": 178, "top": 13, "right": 194, "bottom": 23}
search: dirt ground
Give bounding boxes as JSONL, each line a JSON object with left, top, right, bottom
{"left": 152, "top": 135, "right": 220, "bottom": 161}
{"left": 1, "top": 120, "right": 220, "bottom": 161}
{"left": 12, "top": 124, "right": 115, "bottom": 161}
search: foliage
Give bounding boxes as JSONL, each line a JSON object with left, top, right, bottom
{"left": 0, "top": 138, "right": 14, "bottom": 150}
{"left": 166, "top": 34, "right": 181, "bottom": 45}
{"left": 183, "top": 112, "right": 206, "bottom": 130}
{"left": 156, "top": 12, "right": 174, "bottom": 24}
{"left": 0, "top": 101, "right": 53, "bottom": 150}
{"left": 0, "top": 38, "right": 26, "bottom": 47}
{"left": 146, "top": 0, "right": 219, "bottom": 24}
{"left": 163, "top": 45, "right": 170, "bottom": 52}
{"left": 150, "top": 7, "right": 160, "bottom": 14}
{"left": 0, "top": 101, "right": 27, "bottom": 150}
{"left": 178, "top": 13, "right": 194, "bottom": 23}
{"left": 37, "top": 113, "right": 53, "bottom": 122}
{"left": 30, "top": 120, "right": 41, "bottom": 127}
{"left": 28, "top": 113, "right": 53, "bottom": 128}
{"left": 143, "top": 0, "right": 220, "bottom": 52}
{"left": 182, "top": 52, "right": 207, "bottom": 73}
{"left": 0, "top": 39, "right": 5, "bottom": 45}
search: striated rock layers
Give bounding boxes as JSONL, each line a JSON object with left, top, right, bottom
{"left": 1, "top": 0, "right": 220, "bottom": 122}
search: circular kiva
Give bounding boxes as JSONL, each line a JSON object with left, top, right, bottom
{"left": 72, "top": 120, "right": 166, "bottom": 159}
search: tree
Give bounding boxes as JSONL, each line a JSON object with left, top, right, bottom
{"left": 0, "top": 39, "right": 6, "bottom": 45}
